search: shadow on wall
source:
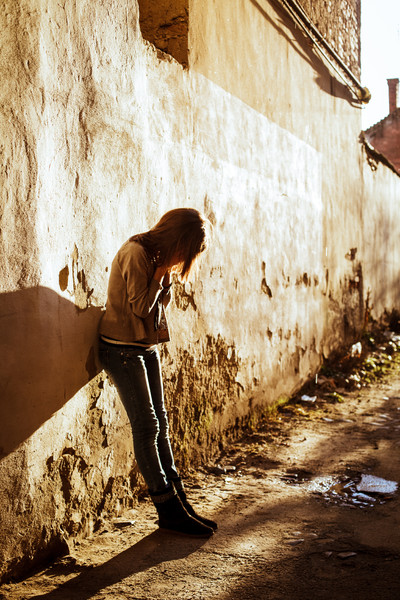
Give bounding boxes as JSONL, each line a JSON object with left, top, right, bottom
{"left": 0, "top": 286, "right": 103, "bottom": 459}
{"left": 249, "top": 0, "right": 356, "bottom": 105}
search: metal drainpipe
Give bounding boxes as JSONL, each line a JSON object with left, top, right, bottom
{"left": 271, "top": 0, "right": 371, "bottom": 103}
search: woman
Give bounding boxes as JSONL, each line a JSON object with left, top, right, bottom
{"left": 98, "top": 208, "right": 217, "bottom": 537}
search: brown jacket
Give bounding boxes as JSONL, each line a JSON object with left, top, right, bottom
{"left": 99, "top": 240, "right": 170, "bottom": 344}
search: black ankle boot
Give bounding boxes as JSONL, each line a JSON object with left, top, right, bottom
{"left": 150, "top": 487, "right": 213, "bottom": 537}
{"left": 172, "top": 478, "right": 218, "bottom": 531}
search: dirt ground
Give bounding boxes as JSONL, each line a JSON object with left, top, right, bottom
{"left": 2, "top": 331, "right": 400, "bottom": 600}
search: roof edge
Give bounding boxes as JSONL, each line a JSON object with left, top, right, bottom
{"left": 364, "top": 106, "right": 400, "bottom": 135}
{"left": 360, "top": 132, "right": 400, "bottom": 177}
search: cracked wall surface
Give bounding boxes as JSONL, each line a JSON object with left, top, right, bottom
{"left": 1, "top": 0, "right": 400, "bottom": 583}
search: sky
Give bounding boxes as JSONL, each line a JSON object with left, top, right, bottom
{"left": 361, "top": 0, "right": 400, "bottom": 129}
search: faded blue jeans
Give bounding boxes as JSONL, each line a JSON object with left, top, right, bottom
{"left": 98, "top": 338, "right": 179, "bottom": 494}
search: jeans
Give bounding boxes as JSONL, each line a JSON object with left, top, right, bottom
{"left": 98, "top": 339, "right": 179, "bottom": 493}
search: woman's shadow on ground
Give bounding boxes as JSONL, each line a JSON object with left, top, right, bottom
{"left": 27, "top": 529, "right": 207, "bottom": 600}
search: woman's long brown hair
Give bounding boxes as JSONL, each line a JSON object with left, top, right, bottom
{"left": 130, "top": 208, "right": 210, "bottom": 279}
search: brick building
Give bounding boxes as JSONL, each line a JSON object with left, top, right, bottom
{"left": 364, "top": 78, "right": 400, "bottom": 174}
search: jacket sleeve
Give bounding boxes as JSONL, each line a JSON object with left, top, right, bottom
{"left": 119, "top": 244, "right": 163, "bottom": 318}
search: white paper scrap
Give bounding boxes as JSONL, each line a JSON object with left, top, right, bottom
{"left": 356, "top": 474, "right": 398, "bottom": 494}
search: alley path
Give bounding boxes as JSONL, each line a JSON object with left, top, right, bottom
{"left": 2, "top": 336, "right": 400, "bottom": 600}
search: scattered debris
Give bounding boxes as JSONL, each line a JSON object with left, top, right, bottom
{"left": 356, "top": 475, "right": 398, "bottom": 495}
{"left": 112, "top": 518, "right": 136, "bottom": 529}
{"left": 287, "top": 539, "right": 304, "bottom": 546}
{"left": 310, "top": 473, "right": 397, "bottom": 508}
{"left": 281, "top": 469, "right": 313, "bottom": 484}
{"left": 328, "top": 392, "right": 345, "bottom": 403}
{"left": 284, "top": 327, "right": 400, "bottom": 413}
{"left": 300, "top": 394, "right": 317, "bottom": 403}
{"left": 350, "top": 342, "right": 362, "bottom": 357}
{"left": 210, "top": 464, "right": 237, "bottom": 475}
{"left": 338, "top": 552, "right": 357, "bottom": 559}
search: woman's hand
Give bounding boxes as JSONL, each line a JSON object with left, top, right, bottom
{"left": 153, "top": 265, "right": 169, "bottom": 283}
{"left": 153, "top": 250, "right": 183, "bottom": 284}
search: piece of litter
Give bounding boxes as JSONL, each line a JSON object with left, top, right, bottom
{"left": 287, "top": 539, "right": 304, "bottom": 546}
{"left": 211, "top": 464, "right": 236, "bottom": 475}
{"left": 349, "top": 373, "right": 361, "bottom": 382}
{"left": 350, "top": 342, "right": 362, "bottom": 357}
{"left": 353, "top": 492, "right": 375, "bottom": 502}
{"left": 301, "top": 395, "right": 317, "bottom": 403}
{"left": 113, "top": 519, "right": 136, "bottom": 528}
{"left": 338, "top": 552, "right": 357, "bottom": 559}
{"left": 324, "top": 551, "right": 333, "bottom": 558}
{"left": 356, "top": 474, "right": 398, "bottom": 495}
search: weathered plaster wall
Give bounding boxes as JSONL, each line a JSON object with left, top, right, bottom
{"left": 1, "top": 0, "right": 399, "bottom": 582}
{"left": 188, "top": 0, "right": 368, "bottom": 354}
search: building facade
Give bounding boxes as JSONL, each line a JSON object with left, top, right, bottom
{"left": 364, "top": 78, "right": 400, "bottom": 174}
